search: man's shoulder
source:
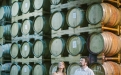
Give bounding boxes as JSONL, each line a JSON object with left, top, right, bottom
{"left": 87, "top": 67, "right": 93, "bottom": 71}
{"left": 87, "top": 67, "right": 95, "bottom": 74}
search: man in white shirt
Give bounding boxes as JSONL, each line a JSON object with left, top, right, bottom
{"left": 74, "top": 56, "right": 94, "bottom": 75}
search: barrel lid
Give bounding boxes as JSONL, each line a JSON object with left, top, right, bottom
{"left": 33, "top": 0, "right": 43, "bottom": 10}
{"left": 11, "top": 23, "right": 19, "bottom": 37}
{"left": 88, "top": 33, "right": 104, "bottom": 54}
{"left": 21, "top": 65, "right": 31, "bottom": 75}
{"left": 50, "top": 12, "right": 64, "bottom": 30}
{"left": 21, "top": 0, "right": 30, "bottom": 13}
{"left": 49, "top": 63, "right": 58, "bottom": 75}
{"left": 67, "top": 63, "right": 80, "bottom": 75}
{"left": 10, "top": 43, "right": 19, "bottom": 58}
{"left": 33, "top": 64, "right": 45, "bottom": 75}
{"left": 0, "top": 45, "right": 3, "bottom": 58}
{"left": 66, "top": 36, "right": 85, "bottom": 56}
{"left": 12, "top": 2, "right": 19, "bottom": 16}
{"left": 66, "top": 8, "right": 84, "bottom": 28}
{"left": 21, "top": 20, "right": 31, "bottom": 35}
{"left": 51, "top": 0, "right": 62, "bottom": 5}
{"left": 34, "top": 16, "right": 44, "bottom": 33}
{"left": 21, "top": 42, "right": 30, "bottom": 58}
{"left": 0, "top": 7, "right": 5, "bottom": 20}
{"left": 49, "top": 37, "right": 65, "bottom": 56}
{"left": 33, "top": 40, "right": 44, "bottom": 58}
{"left": 90, "top": 63, "right": 105, "bottom": 75}
{"left": 86, "top": 4, "right": 103, "bottom": 24}
{"left": 0, "top": 26, "right": 4, "bottom": 38}
{"left": 10, "top": 65, "right": 19, "bottom": 75}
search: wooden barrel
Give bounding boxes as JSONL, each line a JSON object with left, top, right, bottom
{"left": 49, "top": 37, "right": 66, "bottom": 56}
{"left": 33, "top": 0, "right": 50, "bottom": 10}
{"left": 0, "top": 25, "right": 11, "bottom": 39}
{"left": 87, "top": 33, "right": 104, "bottom": 54}
{"left": 10, "top": 64, "right": 21, "bottom": 75}
{"left": 90, "top": 61, "right": 121, "bottom": 75}
{"left": 33, "top": 39, "right": 49, "bottom": 58}
{"left": 88, "top": 32, "right": 121, "bottom": 56}
{"left": 33, "top": 15, "right": 50, "bottom": 34}
{"left": 12, "top": 1, "right": 21, "bottom": 16}
{"left": 0, "top": 6, "right": 11, "bottom": 20}
{"left": 20, "top": 41, "right": 33, "bottom": 58}
{"left": 0, "top": 38, "right": 5, "bottom": 44}
{"left": 1, "top": 63, "right": 11, "bottom": 74}
{"left": 21, "top": 19, "right": 33, "bottom": 35}
{"left": 89, "top": 63, "right": 105, "bottom": 75}
{"left": 32, "top": 63, "right": 47, "bottom": 75}
{"left": 0, "top": 26, "right": 5, "bottom": 38}
{"left": 49, "top": 63, "right": 58, "bottom": 75}
{"left": 67, "top": 63, "right": 80, "bottom": 75}
{"left": 66, "top": 7, "right": 87, "bottom": 28}
{"left": 50, "top": 11, "right": 68, "bottom": 30}
{"left": 11, "top": 22, "right": 22, "bottom": 37}
{"left": 0, "top": 63, "right": 12, "bottom": 75}
{"left": 66, "top": 35, "right": 86, "bottom": 56}
{"left": 21, "top": 0, "right": 31, "bottom": 13}
{"left": 10, "top": 43, "right": 21, "bottom": 58}
{"left": 0, "top": 44, "right": 11, "bottom": 58}
{"left": 21, "top": 64, "right": 32, "bottom": 75}
{"left": 5, "top": 25, "right": 11, "bottom": 39}
{"left": 86, "top": 3, "right": 121, "bottom": 27}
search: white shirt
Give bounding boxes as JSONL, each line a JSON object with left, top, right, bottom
{"left": 74, "top": 67, "right": 94, "bottom": 75}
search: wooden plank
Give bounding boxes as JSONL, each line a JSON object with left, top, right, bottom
{"left": 12, "top": 34, "right": 43, "bottom": 42}
{"left": 11, "top": 57, "right": 43, "bottom": 63}
{"left": 51, "top": 24, "right": 102, "bottom": 38}
{"left": 12, "top": 9, "right": 43, "bottom": 22}
{"left": 51, "top": 54, "right": 81, "bottom": 64}
{"left": 51, "top": 28, "right": 75, "bottom": 38}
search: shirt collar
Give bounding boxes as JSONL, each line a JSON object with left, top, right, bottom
{"left": 80, "top": 66, "right": 88, "bottom": 71}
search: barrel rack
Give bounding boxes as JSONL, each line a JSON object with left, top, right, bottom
{"left": 10, "top": 0, "right": 51, "bottom": 65}
{"left": 11, "top": 57, "right": 43, "bottom": 64}
{"left": 0, "top": 0, "right": 120, "bottom": 75}
{"left": 11, "top": 34, "right": 43, "bottom": 42}
{"left": 51, "top": 24, "right": 102, "bottom": 38}
{"left": 12, "top": 9, "right": 43, "bottom": 22}
{"left": 103, "top": 0, "right": 121, "bottom": 7}
{"left": 102, "top": 24, "right": 120, "bottom": 35}
{"left": 51, "top": 0, "right": 103, "bottom": 13}
{"left": 97, "top": 52, "right": 121, "bottom": 64}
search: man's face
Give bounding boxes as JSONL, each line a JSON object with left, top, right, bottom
{"left": 80, "top": 58, "right": 87, "bottom": 66}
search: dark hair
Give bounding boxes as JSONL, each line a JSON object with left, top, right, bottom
{"left": 81, "top": 56, "right": 89, "bottom": 66}
{"left": 56, "top": 62, "right": 66, "bottom": 73}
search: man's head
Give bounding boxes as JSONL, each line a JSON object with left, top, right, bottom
{"left": 80, "top": 56, "right": 89, "bottom": 66}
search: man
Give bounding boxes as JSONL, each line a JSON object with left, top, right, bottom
{"left": 74, "top": 56, "right": 94, "bottom": 75}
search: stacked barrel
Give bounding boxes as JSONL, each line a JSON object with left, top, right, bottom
{"left": 0, "top": 1, "right": 12, "bottom": 75}
{"left": 0, "top": 0, "right": 121, "bottom": 75}
{"left": 86, "top": 2, "right": 121, "bottom": 75}
{"left": 49, "top": 0, "right": 101, "bottom": 75}
{"left": 10, "top": 0, "right": 51, "bottom": 75}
